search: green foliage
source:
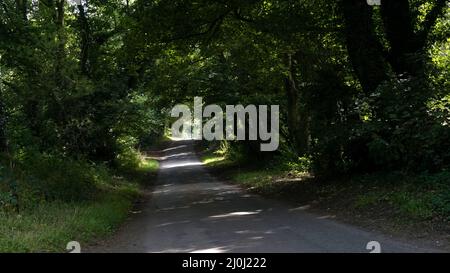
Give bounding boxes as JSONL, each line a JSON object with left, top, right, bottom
{"left": 390, "top": 191, "right": 434, "bottom": 220}
{"left": 20, "top": 153, "right": 99, "bottom": 202}
{"left": 0, "top": 142, "right": 156, "bottom": 252}
{"left": 1, "top": 0, "right": 450, "bottom": 250}
{"left": 1, "top": 0, "right": 163, "bottom": 211}
{"left": 133, "top": 0, "right": 449, "bottom": 176}
{"left": 355, "top": 78, "right": 450, "bottom": 171}
{"left": 115, "top": 141, "right": 159, "bottom": 176}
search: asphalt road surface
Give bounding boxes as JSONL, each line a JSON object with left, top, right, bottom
{"left": 91, "top": 140, "right": 436, "bottom": 253}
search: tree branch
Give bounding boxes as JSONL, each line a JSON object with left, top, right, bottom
{"left": 162, "top": 10, "right": 231, "bottom": 43}
{"left": 233, "top": 8, "right": 254, "bottom": 23}
{"left": 419, "top": 0, "right": 449, "bottom": 45}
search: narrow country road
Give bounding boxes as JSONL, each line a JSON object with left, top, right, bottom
{"left": 91, "top": 140, "right": 434, "bottom": 253}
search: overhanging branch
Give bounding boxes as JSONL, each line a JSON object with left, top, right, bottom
{"left": 419, "top": 0, "right": 449, "bottom": 45}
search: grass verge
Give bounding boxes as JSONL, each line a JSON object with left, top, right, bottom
{"left": 0, "top": 157, "right": 159, "bottom": 253}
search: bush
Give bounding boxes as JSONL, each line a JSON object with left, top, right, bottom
{"left": 1, "top": 153, "right": 109, "bottom": 211}
{"left": 348, "top": 77, "right": 450, "bottom": 172}
{"left": 19, "top": 153, "right": 99, "bottom": 203}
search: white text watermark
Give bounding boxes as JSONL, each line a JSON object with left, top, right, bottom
{"left": 171, "top": 97, "right": 279, "bottom": 151}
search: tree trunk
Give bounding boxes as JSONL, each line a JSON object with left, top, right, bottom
{"left": 15, "top": 0, "right": 27, "bottom": 21}
{"left": 380, "top": 0, "right": 448, "bottom": 78}
{"left": 55, "top": 0, "right": 65, "bottom": 76}
{"left": 341, "top": 0, "right": 388, "bottom": 94}
{"left": 78, "top": 1, "right": 90, "bottom": 75}
{"left": 0, "top": 98, "right": 7, "bottom": 153}
{"left": 284, "top": 53, "right": 310, "bottom": 155}
{"left": 380, "top": 0, "right": 423, "bottom": 77}
{"left": 53, "top": 0, "right": 66, "bottom": 124}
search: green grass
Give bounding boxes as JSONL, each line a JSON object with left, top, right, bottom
{"left": 0, "top": 154, "right": 160, "bottom": 253}
{"left": 137, "top": 158, "right": 159, "bottom": 173}
{"left": 351, "top": 174, "right": 450, "bottom": 221}
{"left": 201, "top": 153, "right": 234, "bottom": 168}
{"left": 0, "top": 186, "right": 137, "bottom": 252}
{"left": 234, "top": 169, "right": 284, "bottom": 188}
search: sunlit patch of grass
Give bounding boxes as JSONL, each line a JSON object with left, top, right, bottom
{"left": 138, "top": 158, "right": 159, "bottom": 173}
{"left": 201, "top": 153, "right": 234, "bottom": 168}
{"left": 203, "top": 154, "right": 225, "bottom": 165}
{"left": 231, "top": 167, "right": 315, "bottom": 201}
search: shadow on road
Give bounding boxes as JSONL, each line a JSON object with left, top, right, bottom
{"left": 90, "top": 140, "right": 436, "bottom": 253}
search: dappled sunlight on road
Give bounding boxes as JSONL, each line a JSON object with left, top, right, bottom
{"left": 163, "top": 144, "right": 188, "bottom": 152}
{"left": 162, "top": 161, "right": 203, "bottom": 169}
{"left": 209, "top": 210, "right": 263, "bottom": 219}
{"left": 160, "top": 152, "right": 194, "bottom": 160}
{"left": 190, "top": 247, "right": 228, "bottom": 253}
{"left": 90, "top": 140, "right": 433, "bottom": 253}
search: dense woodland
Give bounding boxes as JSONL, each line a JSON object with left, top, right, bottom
{"left": 0, "top": 0, "right": 450, "bottom": 246}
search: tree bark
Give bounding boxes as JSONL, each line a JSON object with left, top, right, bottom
{"left": 284, "top": 53, "right": 310, "bottom": 155}
{"left": 380, "top": 0, "right": 422, "bottom": 77}
{"left": 341, "top": 0, "right": 388, "bottom": 94}
{"left": 15, "top": 0, "right": 27, "bottom": 21}
{"left": 78, "top": 1, "right": 90, "bottom": 75}
{"left": 380, "top": 0, "right": 448, "bottom": 77}
{"left": 0, "top": 98, "right": 7, "bottom": 153}
{"left": 55, "top": 0, "right": 65, "bottom": 84}
{"left": 53, "top": 0, "right": 67, "bottom": 126}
